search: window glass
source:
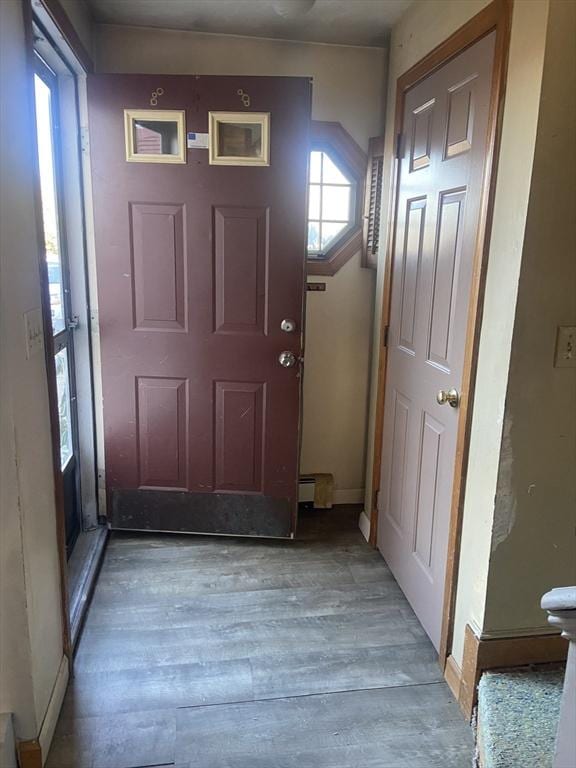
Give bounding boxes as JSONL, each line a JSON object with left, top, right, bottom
{"left": 34, "top": 74, "right": 65, "bottom": 334}
{"left": 218, "top": 122, "right": 262, "bottom": 158}
{"left": 322, "top": 153, "right": 349, "bottom": 185}
{"left": 309, "top": 150, "right": 322, "bottom": 183}
{"left": 55, "top": 348, "right": 73, "bottom": 469}
{"left": 322, "top": 185, "right": 351, "bottom": 221}
{"left": 308, "top": 184, "right": 321, "bottom": 219}
{"left": 321, "top": 222, "right": 347, "bottom": 251}
{"left": 133, "top": 119, "right": 179, "bottom": 155}
{"left": 307, "top": 150, "right": 354, "bottom": 257}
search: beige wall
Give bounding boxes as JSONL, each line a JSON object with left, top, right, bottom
{"left": 451, "top": 0, "right": 550, "bottom": 664}
{"left": 482, "top": 0, "right": 576, "bottom": 637}
{"left": 94, "top": 24, "right": 385, "bottom": 498}
{"left": 0, "top": 0, "right": 65, "bottom": 739}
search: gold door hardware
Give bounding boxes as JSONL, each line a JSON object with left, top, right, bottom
{"left": 436, "top": 388, "right": 460, "bottom": 408}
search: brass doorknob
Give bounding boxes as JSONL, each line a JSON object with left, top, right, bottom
{"left": 278, "top": 351, "right": 297, "bottom": 368}
{"left": 437, "top": 388, "right": 459, "bottom": 408}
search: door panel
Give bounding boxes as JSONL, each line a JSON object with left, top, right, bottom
{"left": 378, "top": 33, "right": 496, "bottom": 649}
{"left": 213, "top": 206, "right": 269, "bottom": 335}
{"left": 88, "top": 75, "right": 310, "bottom": 537}
{"left": 214, "top": 380, "right": 265, "bottom": 491}
{"left": 130, "top": 203, "right": 187, "bottom": 332}
{"left": 136, "top": 376, "right": 188, "bottom": 489}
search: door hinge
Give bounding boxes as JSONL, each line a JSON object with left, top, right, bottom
{"left": 395, "top": 133, "right": 404, "bottom": 160}
{"left": 374, "top": 488, "right": 380, "bottom": 511}
{"left": 80, "top": 126, "right": 90, "bottom": 155}
{"left": 383, "top": 325, "right": 389, "bottom": 347}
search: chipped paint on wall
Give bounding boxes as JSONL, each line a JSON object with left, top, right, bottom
{"left": 491, "top": 412, "right": 517, "bottom": 552}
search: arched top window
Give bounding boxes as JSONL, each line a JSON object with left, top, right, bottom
{"left": 307, "top": 122, "right": 367, "bottom": 276}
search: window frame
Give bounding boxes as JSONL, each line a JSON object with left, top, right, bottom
{"left": 307, "top": 122, "right": 367, "bottom": 277}
{"left": 124, "top": 109, "right": 187, "bottom": 164}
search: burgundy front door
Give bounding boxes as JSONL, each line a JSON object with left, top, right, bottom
{"left": 88, "top": 75, "right": 311, "bottom": 537}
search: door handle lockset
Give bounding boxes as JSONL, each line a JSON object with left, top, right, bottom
{"left": 436, "top": 388, "right": 459, "bottom": 408}
{"left": 278, "top": 351, "right": 297, "bottom": 368}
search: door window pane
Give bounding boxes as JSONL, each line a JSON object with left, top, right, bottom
{"left": 55, "top": 348, "right": 73, "bottom": 469}
{"left": 34, "top": 74, "right": 65, "bottom": 334}
{"left": 218, "top": 122, "right": 262, "bottom": 158}
{"left": 133, "top": 120, "right": 180, "bottom": 155}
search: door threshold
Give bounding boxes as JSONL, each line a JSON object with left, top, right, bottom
{"left": 68, "top": 526, "right": 108, "bottom": 649}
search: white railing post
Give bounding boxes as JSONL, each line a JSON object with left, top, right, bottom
{"left": 541, "top": 586, "right": 576, "bottom": 768}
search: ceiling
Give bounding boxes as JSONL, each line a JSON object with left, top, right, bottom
{"left": 86, "top": 0, "right": 413, "bottom": 47}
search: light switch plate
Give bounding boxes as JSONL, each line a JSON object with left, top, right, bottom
{"left": 24, "top": 308, "right": 44, "bottom": 359}
{"left": 554, "top": 325, "right": 576, "bottom": 368}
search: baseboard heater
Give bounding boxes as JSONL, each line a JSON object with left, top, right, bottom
{"left": 299, "top": 473, "right": 334, "bottom": 509}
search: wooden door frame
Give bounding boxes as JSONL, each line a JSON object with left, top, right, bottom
{"left": 368, "top": 0, "right": 513, "bottom": 668}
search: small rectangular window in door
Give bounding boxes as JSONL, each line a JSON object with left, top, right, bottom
{"left": 209, "top": 112, "right": 270, "bottom": 166}
{"left": 124, "top": 109, "right": 186, "bottom": 163}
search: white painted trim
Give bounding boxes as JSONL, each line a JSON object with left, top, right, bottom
{"left": 77, "top": 75, "right": 107, "bottom": 514}
{"left": 358, "top": 510, "right": 371, "bottom": 542}
{"left": 38, "top": 656, "right": 69, "bottom": 764}
{"left": 333, "top": 488, "right": 364, "bottom": 505}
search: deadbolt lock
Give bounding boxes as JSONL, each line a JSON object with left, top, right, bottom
{"left": 437, "top": 388, "right": 460, "bottom": 408}
{"left": 280, "top": 318, "right": 297, "bottom": 333}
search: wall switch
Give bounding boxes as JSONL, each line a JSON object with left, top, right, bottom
{"left": 24, "top": 308, "right": 44, "bottom": 359}
{"left": 554, "top": 325, "right": 576, "bottom": 368}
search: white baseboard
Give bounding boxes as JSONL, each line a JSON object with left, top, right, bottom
{"left": 38, "top": 655, "right": 69, "bottom": 763}
{"left": 358, "top": 510, "right": 371, "bottom": 542}
{"left": 333, "top": 488, "right": 364, "bottom": 505}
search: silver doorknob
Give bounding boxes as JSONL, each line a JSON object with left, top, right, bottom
{"left": 437, "top": 388, "right": 460, "bottom": 408}
{"left": 280, "top": 318, "right": 297, "bottom": 333}
{"left": 278, "top": 351, "right": 297, "bottom": 368}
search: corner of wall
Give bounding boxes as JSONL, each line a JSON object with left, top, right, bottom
{"left": 451, "top": 0, "right": 551, "bottom": 667}
{"left": 481, "top": 0, "right": 576, "bottom": 638}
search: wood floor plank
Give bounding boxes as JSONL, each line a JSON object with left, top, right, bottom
{"left": 88, "top": 559, "right": 371, "bottom": 607}
{"left": 74, "top": 608, "right": 428, "bottom": 673}
{"left": 46, "top": 709, "right": 176, "bottom": 768}
{"left": 176, "top": 684, "right": 473, "bottom": 767}
{"left": 48, "top": 507, "right": 472, "bottom": 767}
{"left": 250, "top": 643, "right": 444, "bottom": 699}
{"left": 83, "top": 582, "right": 408, "bottom": 632}
{"left": 61, "top": 658, "right": 254, "bottom": 718}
